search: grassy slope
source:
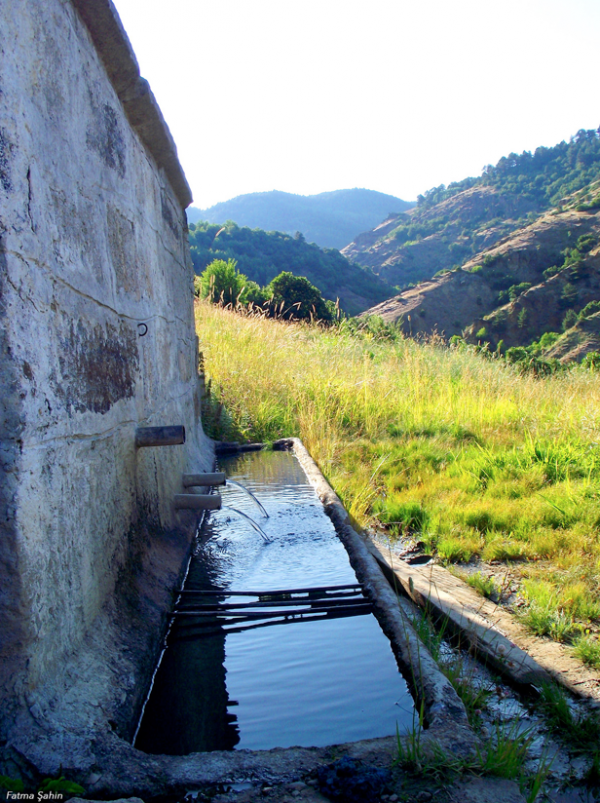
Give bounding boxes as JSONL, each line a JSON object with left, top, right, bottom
{"left": 196, "top": 302, "right": 600, "bottom": 646}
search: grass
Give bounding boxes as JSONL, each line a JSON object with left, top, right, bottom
{"left": 572, "top": 634, "right": 600, "bottom": 668}
{"left": 396, "top": 705, "right": 552, "bottom": 801}
{"left": 195, "top": 301, "right": 600, "bottom": 635}
{"left": 465, "top": 572, "right": 499, "bottom": 600}
{"left": 537, "top": 681, "right": 600, "bottom": 752}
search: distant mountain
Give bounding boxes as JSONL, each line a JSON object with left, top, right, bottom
{"left": 186, "top": 189, "right": 414, "bottom": 250}
{"left": 188, "top": 221, "right": 394, "bottom": 316}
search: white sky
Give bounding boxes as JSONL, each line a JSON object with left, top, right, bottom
{"left": 112, "top": 0, "right": 600, "bottom": 210}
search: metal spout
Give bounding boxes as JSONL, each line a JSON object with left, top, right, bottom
{"left": 174, "top": 494, "right": 222, "bottom": 510}
{"left": 182, "top": 472, "right": 226, "bottom": 487}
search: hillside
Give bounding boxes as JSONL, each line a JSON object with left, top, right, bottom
{"left": 464, "top": 237, "right": 600, "bottom": 351}
{"left": 361, "top": 205, "right": 600, "bottom": 349}
{"left": 545, "top": 311, "right": 600, "bottom": 362}
{"left": 344, "top": 129, "right": 600, "bottom": 289}
{"left": 188, "top": 221, "right": 394, "bottom": 316}
{"left": 343, "top": 185, "right": 537, "bottom": 288}
{"left": 187, "top": 188, "right": 413, "bottom": 250}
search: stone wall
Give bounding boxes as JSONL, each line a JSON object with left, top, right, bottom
{"left": 0, "top": 0, "right": 212, "bottom": 737}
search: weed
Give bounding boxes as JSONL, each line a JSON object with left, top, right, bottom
{"left": 572, "top": 634, "right": 600, "bottom": 668}
{"left": 408, "top": 606, "right": 447, "bottom": 663}
{"left": 475, "top": 720, "right": 533, "bottom": 778}
{"left": 465, "top": 572, "right": 498, "bottom": 599}
{"left": 374, "top": 498, "right": 428, "bottom": 534}
{"left": 395, "top": 704, "right": 465, "bottom": 779}
{"left": 584, "top": 750, "right": 600, "bottom": 785}
{"left": 406, "top": 607, "right": 493, "bottom": 728}
{"left": 537, "top": 681, "right": 600, "bottom": 751}
{"left": 442, "top": 659, "right": 493, "bottom": 728}
{"left": 437, "top": 536, "right": 480, "bottom": 563}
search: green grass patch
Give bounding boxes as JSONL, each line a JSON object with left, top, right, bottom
{"left": 195, "top": 302, "right": 600, "bottom": 629}
{"left": 465, "top": 571, "right": 498, "bottom": 599}
{"left": 572, "top": 634, "right": 600, "bottom": 668}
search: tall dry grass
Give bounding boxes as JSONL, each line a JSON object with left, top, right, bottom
{"left": 196, "top": 301, "right": 600, "bottom": 641}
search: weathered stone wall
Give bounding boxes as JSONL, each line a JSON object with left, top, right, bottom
{"left": 0, "top": 0, "right": 211, "bottom": 729}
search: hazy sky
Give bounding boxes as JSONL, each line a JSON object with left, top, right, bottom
{"left": 112, "top": 0, "right": 600, "bottom": 210}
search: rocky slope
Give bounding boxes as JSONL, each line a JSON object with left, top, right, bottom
{"left": 361, "top": 208, "right": 600, "bottom": 348}
{"left": 545, "top": 311, "right": 600, "bottom": 362}
{"left": 464, "top": 257, "right": 600, "bottom": 351}
{"left": 342, "top": 185, "right": 540, "bottom": 288}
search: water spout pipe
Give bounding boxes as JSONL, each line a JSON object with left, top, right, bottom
{"left": 136, "top": 425, "right": 185, "bottom": 447}
{"left": 174, "top": 494, "right": 222, "bottom": 510}
{"left": 182, "top": 472, "right": 226, "bottom": 487}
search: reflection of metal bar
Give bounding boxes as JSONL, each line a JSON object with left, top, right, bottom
{"left": 183, "top": 472, "right": 226, "bottom": 487}
{"left": 171, "top": 602, "right": 373, "bottom": 621}
{"left": 171, "top": 604, "right": 374, "bottom": 642}
{"left": 175, "top": 596, "right": 369, "bottom": 612}
{"left": 179, "top": 583, "right": 363, "bottom": 598}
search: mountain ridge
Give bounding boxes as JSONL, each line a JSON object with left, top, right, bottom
{"left": 187, "top": 188, "right": 414, "bottom": 250}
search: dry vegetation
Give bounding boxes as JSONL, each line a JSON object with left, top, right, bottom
{"left": 195, "top": 301, "right": 600, "bottom": 661}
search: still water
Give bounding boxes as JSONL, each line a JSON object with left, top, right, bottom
{"left": 136, "top": 450, "right": 414, "bottom": 754}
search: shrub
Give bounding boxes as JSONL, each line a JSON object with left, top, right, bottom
{"left": 579, "top": 301, "right": 600, "bottom": 320}
{"left": 199, "top": 258, "right": 246, "bottom": 305}
{"left": 562, "top": 309, "right": 578, "bottom": 330}
{"left": 240, "top": 280, "right": 270, "bottom": 307}
{"left": 267, "top": 272, "right": 333, "bottom": 322}
{"left": 583, "top": 351, "right": 600, "bottom": 370}
{"left": 573, "top": 635, "right": 600, "bottom": 668}
{"left": 506, "top": 346, "right": 528, "bottom": 364}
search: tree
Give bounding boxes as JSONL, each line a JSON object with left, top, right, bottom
{"left": 240, "top": 280, "right": 270, "bottom": 308}
{"left": 199, "top": 258, "right": 245, "bottom": 306}
{"left": 267, "top": 272, "right": 333, "bottom": 322}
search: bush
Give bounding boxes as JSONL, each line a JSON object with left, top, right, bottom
{"left": 562, "top": 309, "right": 578, "bottom": 331}
{"left": 240, "top": 280, "right": 270, "bottom": 307}
{"left": 579, "top": 301, "right": 600, "bottom": 320}
{"left": 267, "top": 272, "right": 333, "bottom": 322}
{"left": 583, "top": 351, "right": 600, "bottom": 370}
{"left": 199, "top": 258, "right": 245, "bottom": 305}
{"left": 537, "top": 331, "right": 561, "bottom": 350}
{"left": 506, "top": 346, "right": 528, "bottom": 364}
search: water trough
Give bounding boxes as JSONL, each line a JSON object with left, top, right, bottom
{"left": 135, "top": 446, "right": 416, "bottom": 754}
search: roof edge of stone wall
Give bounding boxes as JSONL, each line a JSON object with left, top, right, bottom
{"left": 71, "top": 0, "right": 193, "bottom": 209}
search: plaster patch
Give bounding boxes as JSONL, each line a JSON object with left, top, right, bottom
{"left": 57, "top": 319, "right": 139, "bottom": 415}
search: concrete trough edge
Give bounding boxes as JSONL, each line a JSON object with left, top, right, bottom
{"left": 275, "top": 438, "right": 476, "bottom": 750}
{"left": 366, "top": 542, "right": 552, "bottom": 689}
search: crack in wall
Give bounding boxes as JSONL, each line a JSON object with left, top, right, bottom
{"left": 2, "top": 246, "right": 190, "bottom": 327}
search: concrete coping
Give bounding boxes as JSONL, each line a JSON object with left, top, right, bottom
{"left": 71, "top": 0, "right": 192, "bottom": 209}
